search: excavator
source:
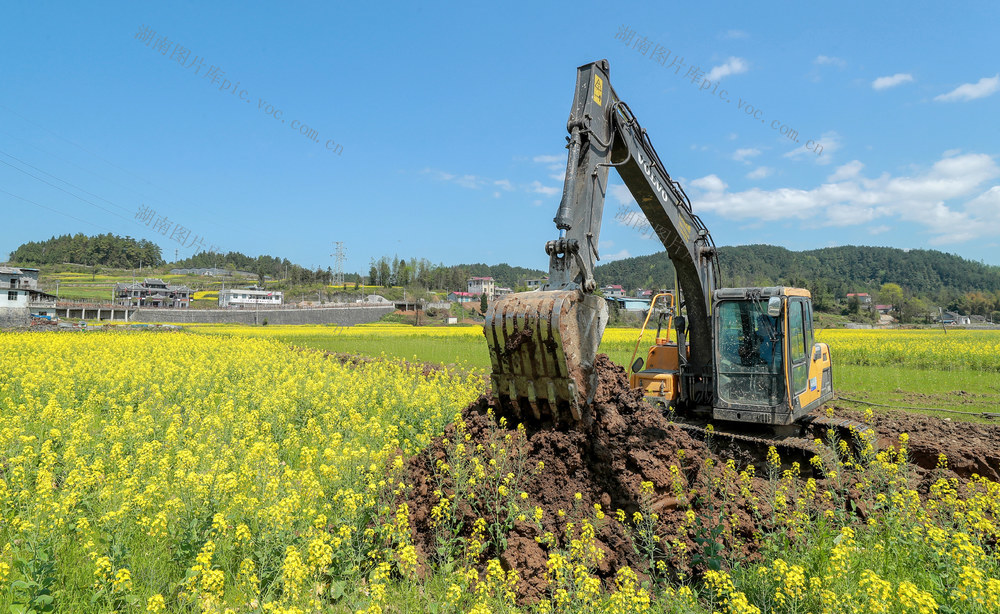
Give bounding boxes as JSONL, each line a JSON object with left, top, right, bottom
{"left": 484, "top": 59, "right": 836, "bottom": 437}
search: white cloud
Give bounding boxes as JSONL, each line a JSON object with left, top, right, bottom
{"left": 421, "top": 169, "right": 454, "bottom": 182}
{"left": 784, "top": 131, "right": 841, "bottom": 165}
{"left": 549, "top": 171, "right": 566, "bottom": 182}
{"left": 934, "top": 74, "right": 1000, "bottom": 102}
{"left": 872, "top": 73, "right": 914, "bottom": 90}
{"left": 721, "top": 29, "right": 748, "bottom": 39}
{"left": 532, "top": 155, "right": 563, "bottom": 163}
{"left": 422, "top": 168, "right": 484, "bottom": 188}
{"left": 693, "top": 152, "right": 1000, "bottom": 244}
{"left": 827, "top": 160, "right": 864, "bottom": 182}
{"left": 868, "top": 225, "right": 891, "bottom": 235}
{"left": 943, "top": 149, "right": 962, "bottom": 158}
{"left": 690, "top": 174, "right": 728, "bottom": 192}
{"left": 455, "top": 175, "right": 479, "bottom": 189}
{"left": 530, "top": 181, "right": 560, "bottom": 196}
{"left": 425, "top": 167, "right": 564, "bottom": 203}
{"left": 814, "top": 55, "right": 846, "bottom": 68}
{"left": 707, "top": 57, "right": 749, "bottom": 82}
{"left": 609, "top": 184, "right": 635, "bottom": 205}
{"left": 603, "top": 249, "right": 632, "bottom": 262}
{"left": 746, "top": 166, "right": 773, "bottom": 179}
{"left": 732, "top": 148, "right": 761, "bottom": 163}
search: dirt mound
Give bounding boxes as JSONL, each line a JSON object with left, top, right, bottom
{"left": 403, "top": 356, "right": 765, "bottom": 602}
{"left": 828, "top": 407, "right": 1000, "bottom": 484}
{"left": 403, "top": 356, "right": 1000, "bottom": 602}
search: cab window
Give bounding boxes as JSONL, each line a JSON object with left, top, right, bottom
{"left": 716, "top": 300, "right": 784, "bottom": 406}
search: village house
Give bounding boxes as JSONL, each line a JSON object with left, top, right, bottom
{"left": 602, "top": 284, "right": 626, "bottom": 298}
{"left": 1, "top": 266, "right": 55, "bottom": 325}
{"left": 114, "top": 278, "right": 193, "bottom": 308}
{"left": 467, "top": 276, "right": 496, "bottom": 298}
{"left": 846, "top": 292, "right": 872, "bottom": 306}
{"left": 447, "top": 291, "right": 475, "bottom": 303}
{"left": 218, "top": 287, "right": 283, "bottom": 308}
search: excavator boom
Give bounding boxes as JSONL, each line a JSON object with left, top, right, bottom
{"left": 485, "top": 60, "right": 719, "bottom": 423}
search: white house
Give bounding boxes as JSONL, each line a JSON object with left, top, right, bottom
{"left": 219, "top": 287, "right": 283, "bottom": 308}
{"left": 467, "top": 277, "right": 496, "bottom": 298}
{"left": 847, "top": 293, "right": 872, "bottom": 306}
{"left": 0, "top": 266, "right": 33, "bottom": 326}
{"left": 1, "top": 268, "right": 30, "bottom": 308}
{"left": 602, "top": 284, "right": 626, "bottom": 298}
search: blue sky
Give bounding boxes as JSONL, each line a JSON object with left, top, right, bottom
{"left": 2, "top": 1, "right": 999, "bottom": 274}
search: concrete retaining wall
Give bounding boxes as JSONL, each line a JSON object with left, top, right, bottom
{"left": 0, "top": 308, "right": 30, "bottom": 328}
{"left": 129, "top": 305, "right": 395, "bottom": 325}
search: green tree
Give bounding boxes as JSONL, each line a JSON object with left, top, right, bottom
{"left": 479, "top": 293, "right": 488, "bottom": 315}
{"left": 900, "top": 295, "right": 928, "bottom": 323}
{"left": 879, "top": 283, "right": 904, "bottom": 316}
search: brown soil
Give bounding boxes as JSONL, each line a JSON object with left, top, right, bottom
{"left": 403, "top": 356, "right": 767, "bottom": 602}
{"left": 827, "top": 406, "right": 1000, "bottom": 485}
{"left": 402, "top": 356, "right": 1000, "bottom": 603}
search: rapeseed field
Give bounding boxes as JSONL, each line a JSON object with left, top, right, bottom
{"left": 0, "top": 330, "right": 480, "bottom": 612}
{"left": 2, "top": 329, "right": 998, "bottom": 612}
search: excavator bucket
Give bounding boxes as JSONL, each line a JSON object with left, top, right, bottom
{"left": 484, "top": 290, "right": 608, "bottom": 424}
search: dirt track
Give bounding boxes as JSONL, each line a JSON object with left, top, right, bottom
{"left": 402, "top": 355, "right": 1000, "bottom": 602}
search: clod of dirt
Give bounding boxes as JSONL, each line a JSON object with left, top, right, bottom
{"left": 504, "top": 327, "right": 534, "bottom": 353}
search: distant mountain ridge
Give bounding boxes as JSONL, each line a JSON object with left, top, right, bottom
{"left": 593, "top": 245, "right": 1000, "bottom": 303}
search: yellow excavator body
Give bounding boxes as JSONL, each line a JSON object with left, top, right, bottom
{"left": 628, "top": 293, "right": 682, "bottom": 408}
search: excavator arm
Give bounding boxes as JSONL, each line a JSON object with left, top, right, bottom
{"left": 485, "top": 59, "right": 719, "bottom": 423}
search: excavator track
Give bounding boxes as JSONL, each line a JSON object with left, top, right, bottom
{"left": 668, "top": 413, "right": 873, "bottom": 477}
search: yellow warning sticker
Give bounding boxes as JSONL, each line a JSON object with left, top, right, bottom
{"left": 593, "top": 75, "right": 603, "bottom": 106}
{"left": 678, "top": 218, "right": 692, "bottom": 242}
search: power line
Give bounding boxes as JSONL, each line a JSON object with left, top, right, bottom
{"left": 0, "top": 104, "right": 257, "bottom": 241}
{"left": 0, "top": 187, "right": 119, "bottom": 234}
{"left": 0, "top": 148, "right": 133, "bottom": 213}
{"left": 0, "top": 157, "right": 133, "bottom": 223}
{"left": 0, "top": 103, "right": 169, "bottom": 193}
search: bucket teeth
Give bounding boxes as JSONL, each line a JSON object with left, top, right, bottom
{"left": 484, "top": 290, "right": 607, "bottom": 424}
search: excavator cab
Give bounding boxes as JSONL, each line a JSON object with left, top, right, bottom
{"left": 712, "top": 288, "right": 834, "bottom": 425}
{"left": 628, "top": 293, "right": 683, "bottom": 409}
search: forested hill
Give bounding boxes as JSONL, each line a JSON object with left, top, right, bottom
{"left": 10, "top": 233, "right": 164, "bottom": 268}
{"left": 594, "top": 245, "right": 1000, "bottom": 302}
